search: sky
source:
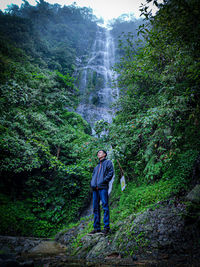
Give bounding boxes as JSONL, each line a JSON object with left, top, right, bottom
{"left": 0, "top": 0, "right": 159, "bottom": 22}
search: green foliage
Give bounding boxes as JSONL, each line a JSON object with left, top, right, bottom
{"left": 103, "top": 0, "right": 200, "bottom": 230}
{"left": 1, "top": 0, "right": 200, "bottom": 239}
{"left": 107, "top": 0, "right": 200, "bottom": 187}
{"left": 0, "top": 100, "right": 97, "bottom": 236}
{"left": 110, "top": 150, "right": 197, "bottom": 223}
{"left": 0, "top": 1, "right": 101, "bottom": 237}
{"left": 61, "top": 111, "right": 92, "bottom": 135}
{"left": 1, "top": 2, "right": 98, "bottom": 73}
{"left": 94, "top": 120, "right": 109, "bottom": 138}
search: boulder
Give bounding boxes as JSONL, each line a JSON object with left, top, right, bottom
{"left": 27, "top": 241, "right": 66, "bottom": 256}
{"left": 186, "top": 184, "right": 200, "bottom": 203}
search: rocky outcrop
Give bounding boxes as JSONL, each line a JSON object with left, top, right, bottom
{"left": 1, "top": 186, "right": 200, "bottom": 266}
{"left": 186, "top": 184, "right": 200, "bottom": 203}
{"left": 55, "top": 194, "right": 200, "bottom": 265}
{"left": 0, "top": 236, "right": 66, "bottom": 266}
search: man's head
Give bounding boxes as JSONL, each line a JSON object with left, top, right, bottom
{"left": 97, "top": 150, "right": 107, "bottom": 161}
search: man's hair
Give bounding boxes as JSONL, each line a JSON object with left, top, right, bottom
{"left": 97, "top": 150, "right": 107, "bottom": 157}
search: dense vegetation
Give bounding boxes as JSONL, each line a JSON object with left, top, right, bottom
{"left": 0, "top": 1, "right": 103, "bottom": 237}
{"left": 106, "top": 0, "right": 200, "bottom": 221}
{"left": 0, "top": 0, "right": 199, "bottom": 239}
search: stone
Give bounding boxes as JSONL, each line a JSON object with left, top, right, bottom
{"left": 186, "top": 184, "right": 200, "bottom": 203}
{"left": 27, "top": 241, "right": 66, "bottom": 256}
{"left": 151, "top": 242, "right": 159, "bottom": 248}
{"left": 15, "top": 246, "right": 24, "bottom": 254}
{"left": 7, "top": 193, "right": 197, "bottom": 266}
{"left": 105, "top": 252, "right": 121, "bottom": 259}
{"left": 132, "top": 255, "right": 138, "bottom": 261}
{"left": 143, "top": 225, "right": 153, "bottom": 231}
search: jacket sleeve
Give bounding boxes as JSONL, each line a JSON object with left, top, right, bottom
{"left": 104, "top": 160, "right": 114, "bottom": 183}
{"left": 90, "top": 167, "right": 96, "bottom": 188}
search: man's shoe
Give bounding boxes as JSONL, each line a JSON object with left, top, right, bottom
{"left": 88, "top": 229, "right": 101, "bottom": 235}
{"left": 101, "top": 228, "right": 110, "bottom": 235}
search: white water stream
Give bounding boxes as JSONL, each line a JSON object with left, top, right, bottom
{"left": 76, "top": 27, "right": 118, "bottom": 218}
{"left": 76, "top": 27, "right": 118, "bottom": 128}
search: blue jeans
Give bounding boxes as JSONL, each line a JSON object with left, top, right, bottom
{"left": 93, "top": 189, "right": 110, "bottom": 230}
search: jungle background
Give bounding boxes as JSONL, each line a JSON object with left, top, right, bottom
{"left": 0, "top": 0, "right": 199, "bottom": 239}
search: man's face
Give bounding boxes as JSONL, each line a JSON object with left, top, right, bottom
{"left": 97, "top": 150, "right": 106, "bottom": 160}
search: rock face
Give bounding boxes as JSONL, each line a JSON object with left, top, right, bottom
{"left": 0, "top": 187, "right": 200, "bottom": 266}
{"left": 0, "top": 236, "right": 43, "bottom": 254}
{"left": 55, "top": 197, "right": 200, "bottom": 264}
{"left": 186, "top": 184, "right": 200, "bottom": 203}
{"left": 0, "top": 236, "right": 66, "bottom": 266}
{"left": 27, "top": 241, "right": 66, "bottom": 256}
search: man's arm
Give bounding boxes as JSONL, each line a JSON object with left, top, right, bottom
{"left": 104, "top": 161, "right": 114, "bottom": 183}
{"left": 90, "top": 166, "right": 97, "bottom": 188}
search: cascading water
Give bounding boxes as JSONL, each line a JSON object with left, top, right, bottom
{"left": 76, "top": 27, "right": 118, "bottom": 129}
{"left": 76, "top": 27, "right": 118, "bottom": 218}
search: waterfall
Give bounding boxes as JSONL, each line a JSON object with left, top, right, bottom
{"left": 77, "top": 27, "right": 118, "bottom": 218}
{"left": 76, "top": 27, "right": 118, "bottom": 129}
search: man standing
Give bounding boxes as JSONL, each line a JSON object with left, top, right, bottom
{"left": 89, "top": 150, "right": 114, "bottom": 235}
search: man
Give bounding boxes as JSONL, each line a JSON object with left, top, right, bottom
{"left": 89, "top": 150, "right": 114, "bottom": 235}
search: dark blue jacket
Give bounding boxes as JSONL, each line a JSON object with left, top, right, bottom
{"left": 90, "top": 158, "right": 114, "bottom": 190}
